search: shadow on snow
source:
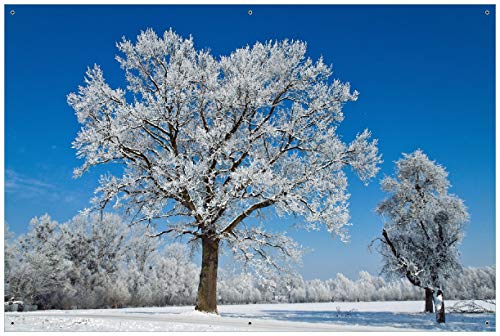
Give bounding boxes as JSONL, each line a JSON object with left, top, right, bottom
{"left": 220, "top": 309, "right": 496, "bottom": 331}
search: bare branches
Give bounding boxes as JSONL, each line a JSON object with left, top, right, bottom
{"left": 148, "top": 227, "right": 202, "bottom": 239}
{"left": 448, "top": 300, "right": 496, "bottom": 314}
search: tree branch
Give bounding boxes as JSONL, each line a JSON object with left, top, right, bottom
{"left": 221, "top": 199, "right": 276, "bottom": 235}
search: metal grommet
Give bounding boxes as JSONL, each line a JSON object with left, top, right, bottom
{"left": 10, "top": 10, "right": 15, "bottom": 15}
{"left": 248, "top": 9, "right": 253, "bottom": 16}
{"left": 485, "top": 10, "right": 490, "bottom": 15}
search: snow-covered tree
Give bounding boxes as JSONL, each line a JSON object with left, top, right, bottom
{"left": 218, "top": 272, "right": 261, "bottom": 304}
{"left": 67, "top": 28, "right": 382, "bottom": 313}
{"left": 125, "top": 225, "right": 161, "bottom": 307}
{"left": 374, "top": 150, "right": 469, "bottom": 323}
{"left": 59, "top": 213, "right": 131, "bottom": 308}
{"left": 446, "top": 266, "right": 496, "bottom": 300}
{"left": 8, "top": 215, "right": 73, "bottom": 309}
{"left": 287, "top": 275, "right": 307, "bottom": 303}
{"left": 4, "top": 223, "right": 15, "bottom": 300}
{"left": 150, "top": 243, "right": 198, "bottom": 306}
{"left": 306, "top": 279, "right": 330, "bottom": 302}
{"left": 333, "top": 273, "right": 356, "bottom": 301}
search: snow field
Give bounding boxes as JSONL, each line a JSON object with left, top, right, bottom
{"left": 4, "top": 300, "right": 495, "bottom": 332}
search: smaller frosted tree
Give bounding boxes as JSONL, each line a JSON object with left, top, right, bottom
{"left": 374, "top": 150, "right": 468, "bottom": 323}
{"left": 8, "top": 215, "right": 73, "bottom": 309}
{"left": 4, "top": 224, "right": 15, "bottom": 299}
{"left": 60, "top": 213, "right": 131, "bottom": 308}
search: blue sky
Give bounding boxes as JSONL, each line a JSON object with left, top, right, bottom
{"left": 5, "top": 5, "right": 495, "bottom": 280}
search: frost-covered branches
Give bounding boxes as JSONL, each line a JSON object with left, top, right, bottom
{"left": 8, "top": 215, "right": 73, "bottom": 309}
{"left": 68, "top": 28, "right": 381, "bottom": 253}
{"left": 225, "top": 224, "right": 302, "bottom": 274}
{"left": 6, "top": 213, "right": 198, "bottom": 309}
{"left": 68, "top": 29, "right": 382, "bottom": 311}
{"left": 374, "top": 150, "right": 469, "bottom": 321}
{"left": 375, "top": 150, "right": 468, "bottom": 291}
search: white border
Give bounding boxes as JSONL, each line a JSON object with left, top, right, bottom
{"left": 1, "top": 1, "right": 497, "bottom": 336}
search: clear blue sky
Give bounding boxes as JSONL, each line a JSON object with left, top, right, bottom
{"left": 5, "top": 5, "right": 495, "bottom": 280}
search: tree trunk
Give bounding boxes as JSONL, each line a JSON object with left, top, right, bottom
{"left": 433, "top": 289, "right": 445, "bottom": 323}
{"left": 194, "top": 237, "right": 219, "bottom": 313}
{"left": 425, "top": 288, "right": 434, "bottom": 313}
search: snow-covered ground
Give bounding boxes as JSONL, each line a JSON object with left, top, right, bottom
{"left": 4, "top": 300, "right": 495, "bottom": 332}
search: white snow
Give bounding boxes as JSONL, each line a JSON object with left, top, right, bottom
{"left": 4, "top": 300, "right": 495, "bottom": 332}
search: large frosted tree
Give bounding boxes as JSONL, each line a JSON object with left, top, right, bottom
{"left": 68, "top": 28, "right": 381, "bottom": 313}
{"left": 375, "top": 150, "right": 468, "bottom": 323}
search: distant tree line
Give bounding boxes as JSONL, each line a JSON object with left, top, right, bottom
{"left": 225, "top": 267, "right": 495, "bottom": 305}
{"left": 4, "top": 215, "right": 494, "bottom": 310}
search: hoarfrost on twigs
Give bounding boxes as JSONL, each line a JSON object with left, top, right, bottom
{"left": 68, "top": 28, "right": 381, "bottom": 306}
